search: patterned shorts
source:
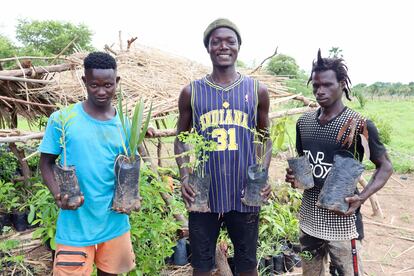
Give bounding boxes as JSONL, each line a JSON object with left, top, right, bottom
{"left": 53, "top": 231, "right": 135, "bottom": 276}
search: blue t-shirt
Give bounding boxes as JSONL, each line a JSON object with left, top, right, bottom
{"left": 39, "top": 102, "right": 130, "bottom": 246}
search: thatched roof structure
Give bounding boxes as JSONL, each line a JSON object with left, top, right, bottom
{"left": 0, "top": 43, "right": 314, "bottom": 131}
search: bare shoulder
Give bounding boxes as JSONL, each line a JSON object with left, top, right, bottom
{"left": 257, "top": 81, "right": 268, "bottom": 94}
{"left": 257, "top": 81, "right": 269, "bottom": 104}
{"left": 181, "top": 84, "right": 191, "bottom": 94}
{"left": 178, "top": 84, "right": 192, "bottom": 107}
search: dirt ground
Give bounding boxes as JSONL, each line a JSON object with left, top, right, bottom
{"left": 270, "top": 158, "right": 414, "bottom": 276}
{"left": 360, "top": 173, "right": 414, "bottom": 275}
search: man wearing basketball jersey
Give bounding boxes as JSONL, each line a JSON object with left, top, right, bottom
{"left": 285, "top": 50, "right": 393, "bottom": 275}
{"left": 174, "top": 18, "right": 272, "bottom": 275}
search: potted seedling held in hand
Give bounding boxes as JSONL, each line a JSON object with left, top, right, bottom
{"left": 317, "top": 117, "right": 367, "bottom": 214}
{"left": 177, "top": 130, "right": 216, "bottom": 212}
{"left": 273, "top": 117, "right": 314, "bottom": 190}
{"left": 53, "top": 104, "right": 82, "bottom": 206}
{"left": 242, "top": 128, "right": 270, "bottom": 207}
{"left": 113, "top": 90, "right": 152, "bottom": 213}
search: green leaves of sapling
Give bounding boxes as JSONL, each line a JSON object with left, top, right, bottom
{"left": 117, "top": 87, "right": 152, "bottom": 162}
{"left": 52, "top": 103, "right": 77, "bottom": 168}
{"left": 177, "top": 130, "right": 216, "bottom": 177}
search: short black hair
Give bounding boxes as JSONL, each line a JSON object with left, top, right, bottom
{"left": 308, "top": 49, "right": 352, "bottom": 101}
{"left": 83, "top": 52, "right": 117, "bottom": 70}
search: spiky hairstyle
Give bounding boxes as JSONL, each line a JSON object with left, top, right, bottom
{"left": 308, "top": 49, "right": 352, "bottom": 101}
{"left": 83, "top": 52, "right": 117, "bottom": 70}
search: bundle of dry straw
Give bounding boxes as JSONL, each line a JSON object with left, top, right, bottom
{"left": 0, "top": 43, "right": 293, "bottom": 129}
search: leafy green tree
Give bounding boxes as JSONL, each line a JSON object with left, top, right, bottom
{"left": 0, "top": 34, "right": 18, "bottom": 68}
{"left": 352, "top": 81, "right": 414, "bottom": 99}
{"left": 266, "top": 54, "right": 300, "bottom": 78}
{"left": 236, "top": 59, "right": 247, "bottom": 68}
{"left": 15, "top": 18, "right": 94, "bottom": 56}
{"left": 0, "top": 35, "right": 16, "bottom": 57}
{"left": 409, "top": 82, "right": 414, "bottom": 93}
{"left": 328, "top": 47, "right": 343, "bottom": 58}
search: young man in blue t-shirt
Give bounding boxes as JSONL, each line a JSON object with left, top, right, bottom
{"left": 39, "top": 52, "right": 136, "bottom": 276}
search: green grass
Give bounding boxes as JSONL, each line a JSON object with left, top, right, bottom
{"left": 16, "top": 116, "right": 47, "bottom": 132}
{"left": 272, "top": 99, "right": 414, "bottom": 173}
{"left": 16, "top": 117, "right": 32, "bottom": 131}
{"left": 350, "top": 99, "right": 414, "bottom": 173}
{"left": 350, "top": 100, "right": 414, "bottom": 153}
{"left": 285, "top": 78, "right": 312, "bottom": 97}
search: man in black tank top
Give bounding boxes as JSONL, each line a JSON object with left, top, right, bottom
{"left": 285, "top": 50, "right": 393, "bottom": 275}
{"left": 175, "top": 18, "right": 272, "bottom": 276}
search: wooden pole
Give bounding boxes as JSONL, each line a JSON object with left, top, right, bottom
{"left": 0, "top": 75, "right": 55, "bottom": 84}
{"left": 215, "top": 243, "right": 233, "bottom": 276}
{"left": 146, "top": 128, "right": 176, "bottom": 137}
{"left": 0, "top": 133, "right": 45, "bottom": 143}
{"left": 293, "top": 95, "right": 319, "bottom": 107}
{"left": 0, "top": 129, "right": 176, "bottom": 143}
{"left": 364, "top": 220, "right": 414, "bottom": 233}
{"left": 8, "top": 142, "right": 31, "bottom": 185}
{"left": 155, "top": 120, "right": 162, "bottom": 167}
{"left": 359, "top": 176, "right": 384, "bottom": 218}
{"left": 250, "top": 47, "right": 278, "bottom": 75}
{"left": 0, "top": 56, "right": 62, "bottom": 62}
{"left": 269, "top": 106, "right": 317, "bottom": 119}
{"left": 51, "top": 36, "right": 78, "bottom": 64}
{"left": 0, "top": 95, "right": 57, "bottom": 108}
{"left": 0, "top": 63, "right": 73, "bottom": 77}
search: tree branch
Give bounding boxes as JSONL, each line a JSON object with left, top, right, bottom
{"left": 250, "top": 46, "right": 278, "bottom": 74}
{"left": 0, "top": 95, "right": 57, "bottom": 108}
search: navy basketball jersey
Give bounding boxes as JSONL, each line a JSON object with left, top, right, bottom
{"left": 191, "top": 74, "right": 259, "bottom": 213}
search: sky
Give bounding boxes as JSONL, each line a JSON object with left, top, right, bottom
{"left": 1, "top": 0, "right": 413, "bottom": 85}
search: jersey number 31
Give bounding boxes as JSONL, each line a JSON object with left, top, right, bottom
{"left": 211, "top": 128, "right": 238, "bottom": 151}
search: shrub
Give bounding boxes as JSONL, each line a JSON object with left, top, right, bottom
{"left": 258, "top": 187, "right": 301, "bottom": 257}
{"left": 0, "top": 239, "right": 23, "bottom": 271}
{"left": 0, "top": 180, "right": 19, "bottom": 212}
{"left": 129, "top": 164, "right": 183, "bottom": 275}
{"left": 0, "top": 146, "right": 19, "bottom": 182}
{"left": 266, "top": 54, "right": 300, "bottom": 78}
{"left": 28, "top": 182, "right": 58, "bottom": 249}
{"left": 354, "top": 90, "right": 367, "bottom": 109}
{"left": 366, "top": 113, "right": 392, "bottom": 145}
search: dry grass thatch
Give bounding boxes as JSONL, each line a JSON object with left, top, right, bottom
{"left": 0, "top": 42, "right": 299, "bottom": 129}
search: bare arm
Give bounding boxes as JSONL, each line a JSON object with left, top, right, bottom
{"left": 174, "top": 85, "right": 195, "bottom": 206}
{"left": 40, "top": 153, "right": 84, "bottom": 210}
{"left": 40, "top": 153, "right": 60, "bottom": 197}
{"left": 256, "top": 82, "right": 273, "bottom": 199}
{"left": 257, "top": 82, "right": 272, "bottom": 170}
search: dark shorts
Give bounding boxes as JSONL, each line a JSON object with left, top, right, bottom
{"left": 189, "top": 211, "right": 259, "bottom": 273}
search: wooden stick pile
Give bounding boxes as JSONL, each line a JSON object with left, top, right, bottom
{"left": 0, "top": 43, "right": 301, "bottom": 129}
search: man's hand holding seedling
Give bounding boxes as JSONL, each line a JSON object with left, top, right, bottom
{"left": 260, "top": 183, "right": 272, "bottom": 202}
{"left": 180, "top": 174, "right": 195, "bottom": 209}
{"left": 343, "top": 194, "right": 365, "bottom": 216}
{"left": 285, "top": 168, "right": 299, "bottom": 189}
{"left": 113, "top": 197, "right": 142, "bottom": 214}
{"left": 55, "top": 193, "right": 84, "bottom": 210}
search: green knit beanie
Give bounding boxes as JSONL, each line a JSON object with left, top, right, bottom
{"left": 203, "top": 18, "right": 242, "bottom": 48}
